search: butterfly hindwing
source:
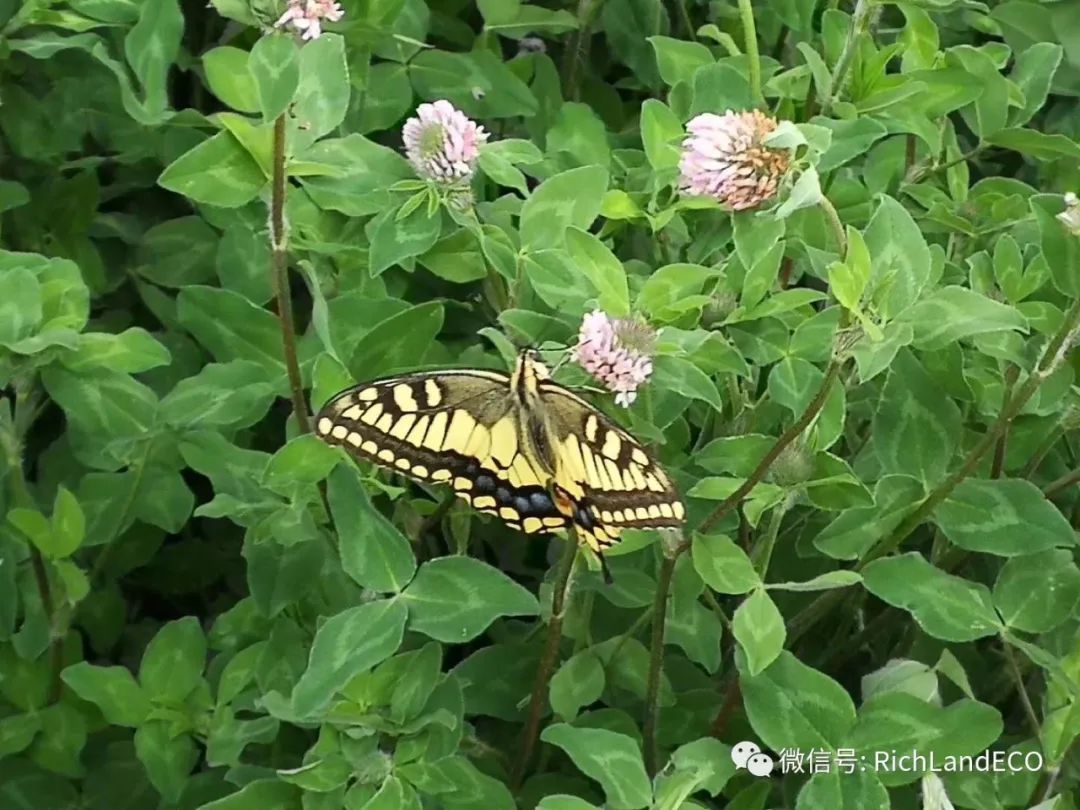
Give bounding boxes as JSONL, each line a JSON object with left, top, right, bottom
{"left": 541, "top": 384, "right": 686, "bottom": 551}
{"left": 316, "top": 370, "right": 568, "bottom": 533}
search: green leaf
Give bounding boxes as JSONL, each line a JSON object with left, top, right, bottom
{"left": 740, "top": 651, "right": 856, "bottom": 751}
{"left": 402, "top": 556, "right": 539, "bottom": 642}
{"left": 896, "top": 286, "right": 1027, "bottom": 348}
{"left": 1007, "top": 42, "right": 1063, "bottom": 127}
{"left": 177, "top": 286, "right": 284, "bottom": 375}
{"left": 418, "top": 230, "right": 488, "bottom": 284}
{"left": 409, "top": 49, "right": 537, "bottom": 119}
{"left": 547, "top": 102, "right": 610, "bottom": 171}
{"left": 0, "top": 268, "right": 42, "bottom": 345}
{"left": 648, "top": 35, "right": 713, "bottom": 86}
{"left": 299, "top": 134, "right": 413, "bottom": 216}
{"left": 202, "top": 46, "right": 259, "bottom": 113}
{"left": 640, "top": 99, "right": 682, "bottom": 173}
{"left": 249, "top": 33, "right": 299, "bottom": 122}
{"left": 49, "top": 486, "right": 84, "bottom": 558}
{"left": 550, "top": 651, "right": 605, "bottom": 720}
{"left": 62, "top": 328, "right": 171, "bottom": 373}
{"left": 1032, "top": 194, "right": 1080, "bottom": 298}
{"left": 861, "top": 552, "right": 1001, "bottom": 641}
{"left": 41, "top": 368, "right": 157, "bottom": 466}
{"left": 692, "top": 533, "right": 761, "bottom": 594}
{"left": 158, "top": 132, "right": 266, "bottom": 207}
{"left": 0, "top": 712, "right": 41, "bottom": 758}
{"left": 327, "top": 465, "right": 416, "bottom": 593}
{"left": 123, "top": 0, "right": 183, "bottom": 122}
{"left": 60, "top": 662, "right": 150, "bottom": 727}
{"left": 654, "top": 738, "right": 734, "bottom": 809}
{"left": 348, "top": 301, "right": 444, "bottom": 379}
{"left": 139, "top": 617, "right": 207, "bottom": 701}
{"left": 245, "top": 536, "right": 323, "bottom": 616}
{"left": 292, "top": 599, "right": 407, "bottom": 716}
{"left": 985, "top": 128, "right": 1080, "bottom": 161}
{"left": 398, "top": 754, "right": 515, "bottom": 810}
{"left": 520, "top": 165, "right": 609, "bottom": 250}
{"left": 540, "top": 724, "right": 652, "bottom": 810}
{"left": 293, "top": 34, "right": 349, "bottom": 145}
{"left": 651, "top": 356, "right": 723, "bottom": 411}
{"left": 198, "top": 780, "right": 300, "bottom": 810}
{"left": 933, "top": 478, "right": 1076, "bottom": 556}
{"left": 732, "top": 588, "right": 786, "bottom": 676}
{"left": 263, "top": 434, "right": 341, "bottom": 490}
{"left": 134, "top": 721, "right": 197, "bottom": 803}
{"left": 796, "top": 771, "right": 890, "bottom": 810}
{"left": 368, "top": 203, "right": 442, "bottom": 277}
{"left": 813, "top": 475, "right": 925, "bottom": 560}
{"left": 863, "top": 195, "right": 932, "bottom": 319}
{"left": 872, "top": 350, "right": 960, "bottom": 486}
{"left": 767, "top": 570, "right": 863, "bottom": 592}
{"left": 994, "top": 549, "right": 1080, "bottom": 633}
{"left": 565, "top": 228, "right": 629, "bottom": 316}
{"left": 160, "top": 361, "right": 276, "bottom": 430}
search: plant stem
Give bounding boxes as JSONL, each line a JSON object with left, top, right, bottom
{"left": 818, "top": 193, "right": 848, "bottom": 255}
{"left": 695, "top": 336, "right": 847, "bottom": 539}
{"left": 562, "top": 0, "right": 600, "bottom": 102}
{"left": 643, "top": 549, "right": 676, "bottom": 775}
{"left": 752, "top": 493, "right": 793, "bottom": 578}
{"left": 992, "top": 364, "right": 1020, "bottom": 479}
{"left": 825, "top": 0, "right": 873, "bottom": 112}
{"left": 3, "top": 382, "right": 63, "bottom": 703}
{"left": 736, "top": 0, "right": 762, "bottom": 107}
{"left": 512, "top": 536, "right": 579, "bottom": 789}
{"left": 789, "top": 298, "right": 1080, "bottom": 642}
{"left": 1044, "top": 467, "right": 1080, "bottom": 498}
{"left": 271, "top": 113, "right": 311, "bottom": 435}
{"left": 1002, "top": 635, "right": 1043, "bottom": 744}
{"left": 672, "top": 0, "right": 695, "bottom": 41}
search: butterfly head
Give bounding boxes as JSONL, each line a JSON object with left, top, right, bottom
{"left": 512, "top": 347, "right": 551, "bottom": 406}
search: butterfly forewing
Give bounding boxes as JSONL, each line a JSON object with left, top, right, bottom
{"left": 315, "top": 370, "right": 568, "bottom": 533}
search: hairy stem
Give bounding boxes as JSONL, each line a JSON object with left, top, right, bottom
{"left": 826, "top": 0, "right": 874, "bottom": 112}
{"left": 1044, "top": 467, "right": 1080, "bottom": 498}
{"left": 736, "top": 0, "right": 762, "bottom": 106}
{"left": 512, "top": 536, "right": 579, "bottom": 789}
{"left": 1002, "top": 635, "right": 1043, "bottom": 744}
{"left": 3, "top": 382, "right": 63, "bottom": 702}
{"left": 271, "top": 113, "right": 311, "bottom": 435}
{"left": 643, "top": 548, "right": 677, "bottom": 775}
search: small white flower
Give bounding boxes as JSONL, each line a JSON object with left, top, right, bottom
{"left": 572, "top": 310, "right": 657, "bottom": 407}
{"left": 275, "top": 0, "right": 344, "bottom": 41}
{"left": 1057, "top": 191, "right": 1080, "bottom": 236}
{"left": 401, "top": 100, "right": 489, "bottom": 185}
{"left": 679, "top": 110, "right": 791, "bottom": 211}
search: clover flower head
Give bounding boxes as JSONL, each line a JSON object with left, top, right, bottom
{"left": 678, "top": 110, "right": 791, "bottom": 211}
{"left": 1057, "top": 191, "right": 1080, "bottom": 236}
{"left": 402, "top": 100, "right": 489, "bottom": 185}
{"left": 275, "top": 0, "right": 344, "bottom": 40}
{"left": 572, "top": 310, "right": 657, "bottom": 407}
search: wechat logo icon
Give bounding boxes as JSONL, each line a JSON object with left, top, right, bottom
{"left": 732, "top": 740, "right": 775, "bottom": 777}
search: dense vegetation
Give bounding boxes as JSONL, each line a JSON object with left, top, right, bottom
{"left": 1, "top": 0, "right": 1079, "bottom": 808}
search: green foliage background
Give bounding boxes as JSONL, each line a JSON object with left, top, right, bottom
{"left": 1, "top": 0, "right": 1079, "bottom": 807}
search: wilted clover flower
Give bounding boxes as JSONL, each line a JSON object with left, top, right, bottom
{"left": 573, "top": 310, "right": 657, "bottom": 407}
{"left": 402, "top": 101, "right": 489, "bottom": 185}
{"left": 1057, "top": 192, "right": 1080, "bottom": 236}
{"left": 678, "top": 110, "right": 791, "bottom": 211}
{"left": 275, "top": 0, "right": 344, "bottom": 40}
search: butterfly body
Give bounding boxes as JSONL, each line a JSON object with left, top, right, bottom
{"left": 315, "top": 350, "right": 685, "bottom": 554}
